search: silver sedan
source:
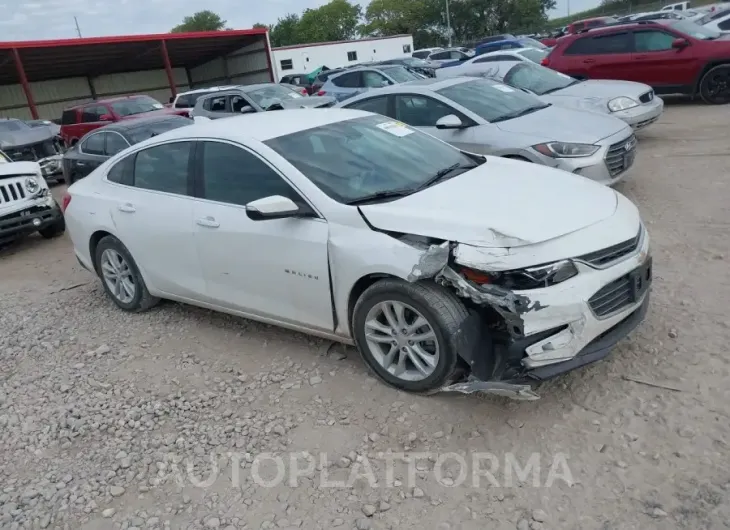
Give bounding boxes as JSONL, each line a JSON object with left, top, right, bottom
{"left": 438, "top": 61, "right": 664, "bottom": 131}
{"left": 336, "top": 76, "right": 637, "bottom": 186}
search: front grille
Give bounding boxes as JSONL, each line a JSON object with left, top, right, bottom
{"left": 0, "top": 180, "right": 27, "bottom": 205}
{"left": 4, "top": 140, "right": 59, "bottom": 162}
{"left": 588, "top": 275, "right": 633, "bottom": 317}
{"left": 639, "top": 90, "right": 654, "bottom": 104}
{"left": 577, "top": 228, "right": 641, "bottom": 267}
{"left": 605, "top": 134, "right": 637, "bottom": 177}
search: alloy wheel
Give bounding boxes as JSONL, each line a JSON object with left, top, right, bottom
{"left": 363, "top": 300, "right": 440, "bottom": 381}
{"left": 100, "top": 248, "right": 136, "bottom": 304}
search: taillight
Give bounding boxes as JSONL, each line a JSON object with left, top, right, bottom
{"left": 541, "top": 57, "right": 549, "bottom": 66}
{"left": 61, "top": 193, "right": 72, "bottom": 212}
{"left": 300, "top": 88, "right": 307, "bottom": 95}
{"left": 317, "top": 90, "right": 326, "bottom": 96}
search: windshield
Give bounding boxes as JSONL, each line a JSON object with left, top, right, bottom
{"left": 381, "top": 66, "right": 422, "bottom": 83}
{"left": 0, "top": 120, "right": 29, "bottom": 132}
{"left": 437, "top": 78, "right": 547, "bottom": 122}
{"left": 264, "top": 115, "right": 479, "bottom": 204}
{"left": 110, "top": 96, "right": 165, "bottom": 117}
{"left": 401, "top": 57, "right": 431, "bottom": 67}
{"left": 503, "top": 62, "right": 576, "bottom": 95}
{"left": 128, "top": 116, "right": 193, "bottom": 144}
{"left": 518, "top": 37, "right": 547, "bottom": 49}
{"left": 670, "top": 19, "right": 721, "bottom": 38}
{"left": 246, "top": 85, "right": 303, "bottom": 109}
{"left": 517, "top": 47, "right": 550, "bottom": 63}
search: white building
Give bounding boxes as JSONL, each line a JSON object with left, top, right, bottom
{"left": 272, "top": 35, "right": 414, "bottom": 81}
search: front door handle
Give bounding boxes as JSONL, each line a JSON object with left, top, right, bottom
{"left": 117, "top": 203, "right": 135, "bottom": 213}
{"left": 196, "top": 216, "right": 220, "bottom": 228}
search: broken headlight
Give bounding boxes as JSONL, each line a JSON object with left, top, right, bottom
{"left": 533, "top": 142, "right": 599, "bottom": 158}
{"left": 461, "top": 260, "right": 578, "bottom": 290}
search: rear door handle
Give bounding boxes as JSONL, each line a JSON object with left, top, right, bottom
{"left": 582, "top": 58, "right": 596, "bottom": 64}
{"left": 634, "top": 54, "right": 648, "bottom": 59}
{"left": 117, "top": 203, "right": 135, "bottom": 213}
{"left": 196, "top": 216, "right": 220, "bottom": 228}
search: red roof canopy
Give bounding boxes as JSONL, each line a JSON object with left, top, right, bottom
{"left": 0, "top": 29, "right": 268, "bottom": 85}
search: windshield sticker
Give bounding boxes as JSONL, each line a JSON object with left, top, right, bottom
{"left": 493, "top": 85, "right": 514, "bottom": 92}
{"left": 376, "top": 121, "right": 414, "bottom": 137}
{"left": 152, "top": 103, "right": 164, "bottom": 109}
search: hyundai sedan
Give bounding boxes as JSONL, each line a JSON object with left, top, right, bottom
{"left": 338, "top": 77, "right": 638, "bottom": 186}
{"left": 440, "top": 60, "right": 664, "bottom": 131}
{"left": 63, "top": 110, "right": 652, "bottom": 396}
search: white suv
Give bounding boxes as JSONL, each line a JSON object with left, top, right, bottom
{"left": 0, "top": 151, "right": 65, "bottom": 246}
{"left": 169, "top": 86, "right": 239, "bottom": 111}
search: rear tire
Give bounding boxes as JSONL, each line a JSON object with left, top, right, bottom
{"left": 352, "top": 278, "right": 469, "bottom": 393}
{"left": 94, "top": 235, "right": 160, "bottom": 312}
{"left": 699, "top": 65, "right": 730, "bottom": 104}
{"left": 38, "top": 217, "right": 65, "bottom": 239}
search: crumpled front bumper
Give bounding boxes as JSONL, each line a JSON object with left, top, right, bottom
{"left": 0, "top": 193, "right": 62, "bottom": 244}
{"left": 39, "top": 155, "right": 64, "bottom": 179}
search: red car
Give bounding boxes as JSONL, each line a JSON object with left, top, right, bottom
{"left": 60, "top": 95, "right": 190, "bottom": 146}
{"left": 542, "top": 19, "right": 730, "bottom": 104}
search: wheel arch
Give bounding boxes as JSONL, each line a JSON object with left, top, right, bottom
{"left": 89, "top": 230, "right": 114, "bottom": 275}
{"left": 694, "top": 60, "right": 730, "bottom": 95}
{"left": 347, "top": 273, "right": 401, "bottom": 334}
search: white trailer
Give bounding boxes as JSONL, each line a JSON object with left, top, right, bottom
{"left": 272, "top": 35, "right": 414, "bottom": 81}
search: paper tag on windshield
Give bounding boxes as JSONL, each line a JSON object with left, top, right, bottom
{"left": 152, "top": 103, "right": 164, "bottom": 109}
{"left": 377, "top": 121, "right": 414, "bottom": 137}
{"left": 493, "top": 85, "right": 514, "bottom": 93}
{"left": 556, "top": 72, "right": 572, "bottom": 79}
{"left": 289, "top": 93, "right": 303, "bottom": 98}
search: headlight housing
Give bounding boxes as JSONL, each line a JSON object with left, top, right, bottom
{"left": 533, "top": 142, "right": 600, "bottom": 158}
{"left": 608, "top": 96, "right": 639, "bottom": 112}
{"left": 460, "top": 260, "right": 579, "bottom": 290}
{"left": 24, "top": 177, "right": 40, "bottom": 194}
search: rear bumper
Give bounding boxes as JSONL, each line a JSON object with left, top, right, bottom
{"left": 0, "top": 195, "right": 62, "bottom": 244}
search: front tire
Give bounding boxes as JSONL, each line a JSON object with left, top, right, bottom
{"left": 94, "top": 235, "right": 160, "bottom": 312}
{"left": 699, "top": 65, "right": 730, "bottom": 104}
{"left": 352, "top": 278, "right": 469, "bottom": 393}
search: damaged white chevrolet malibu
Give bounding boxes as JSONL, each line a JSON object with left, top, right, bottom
{"left": 63, "top": 109, "right": 652, "bottom": 398}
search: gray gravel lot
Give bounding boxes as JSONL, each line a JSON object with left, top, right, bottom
{"left": 1, "top": 100, "right": 729, "bottom": 530}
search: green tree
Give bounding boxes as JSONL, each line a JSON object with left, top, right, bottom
{"left": 297, "top": 0, "right": 362, "bottom": 43}
{"left": 269, "top": 14, "right": 301, "bottom": 47}
{"left": 360, "top": 0, "right": 446, "bottom": 48}
{"left": 171, "top": 10, "right": 227, "bottom": 33}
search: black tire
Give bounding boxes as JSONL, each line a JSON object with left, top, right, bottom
{"left": 94, "top": 235, "right": 160, "bottom": 312}
{"left": 699, "top": 65, "right": 730, "bottom": 104}
{"left": 38, "top": 217, "right": 65, "bottom": 239}
{"left": 352, "top": 278, "right": 469, "bottom": 393}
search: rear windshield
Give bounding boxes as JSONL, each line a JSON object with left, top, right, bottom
{"left": 517, "top": 48, "right": 549, "bottom": 63}
{"left": 110, "top": 96, "right": 165, "bottom": 117}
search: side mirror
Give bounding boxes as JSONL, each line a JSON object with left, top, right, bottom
{"left": 672, "top": 38, "right": 689, "bottom": 49}
{"left": 246, "top": 195, "right": 301, "bottom": 221}
{"left": 436, "top": 114, "right": 465, "bottom": 130}
{"left": 99, "top": 114, "right": 113, "bottom": 121}
{"left": 240, "top": 105, "right": 256, "bottom": 114}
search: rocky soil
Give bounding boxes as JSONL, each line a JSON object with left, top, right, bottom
{"left": 1, "top": 100, "right": 729, "bottom": 530}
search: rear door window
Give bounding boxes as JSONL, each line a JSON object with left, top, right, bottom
{"left": 81, "top": 133, "right": 105, "bottom": 155}
{"left": 343, "top": 95, "right": 390, "bottom": 116}
{"left": 81, "top": 105, "right": 107, "bottom": 123}
{"left": 332, "top": 72, "right": 362, "bottom": 88}
{"left": 565, "top": 32, "right": 632, "bottom": 54}
{"left": 133, "top": 142, "right": 192, "bottom": 195}
{"left": 105, "top": 133, "right": 130, "bottom": 156}
{"left": 204, "top": 95, "right": 228, "bottom": 112}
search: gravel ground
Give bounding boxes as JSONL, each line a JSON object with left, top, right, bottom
{"left": 1, "top": 100, "right": 729, "bottom": 530}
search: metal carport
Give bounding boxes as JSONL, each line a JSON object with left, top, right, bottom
{"left": 0, "top": 29, "right": 274, "bottom": 120}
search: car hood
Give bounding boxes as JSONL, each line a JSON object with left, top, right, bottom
{"left": 495, "top": 104, "right": 629, "bottom": 143}
{"left": 551, "top": 79, "right": 652, "bottom": 100}
{"left": 358, "top": 156, "right": 618, "bottom": 248}
{"left": 0, "top": 161, "right": 41, "bottom": 176}
{"left": 0, "top": 127, "right": 53, "bottom": 148}
{"left": 278, "top": 96, "right": 336, "bottom": 109}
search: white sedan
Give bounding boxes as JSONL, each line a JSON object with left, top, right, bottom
{"left": 63, "top": 110, "right": 652, "bottom": 396}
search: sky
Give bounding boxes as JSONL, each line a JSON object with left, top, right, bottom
{"left": 0, "top": 0, "right": 593, "bottom": 42}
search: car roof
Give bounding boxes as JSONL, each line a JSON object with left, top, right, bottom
{"left": 66, "top": 95, "right": 153, "bottom": 110}
{"left": 564, "top": 19, "right": 665, "bottom": 38}
{"left": 176, "top": 86, "right": 238, "bottom": 97}
{"left": 137, "top": 109, "right": 372, "bottom": 145}
{"left": 101, "top": 115, "right": 190, "bottom": 133}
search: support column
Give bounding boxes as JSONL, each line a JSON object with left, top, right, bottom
{"left": 160, "top": 40, "right": 177, "bottom": 99}
{"left": 86, "top": 76, "right": 97, "bottom": 99}
{"left": 12, "top": 48, "right": 38, "bottom": 119}
{"left": 263, "top": 32, "right": 275, "bottom": 82}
